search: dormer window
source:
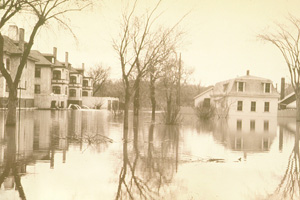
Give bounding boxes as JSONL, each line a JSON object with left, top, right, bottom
{"left": 264, "top": 83, "right": 271, "bottom": 93}
{"left": 237, "top": 81, "right": 245, "bottom": 92}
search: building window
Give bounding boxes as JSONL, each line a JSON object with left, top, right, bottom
{"left": 53, "top": 70, "right": 61, "bottom": 80}
{"left": 6, "top": 58, "right": 10, "bottom": 71}
{"left": 237, "top": 101, "right": 243, "bottom": 111}
{"left": 83, "top": 80, "right": 88, "bottom": 87}
{"left": 236, "top": 137, "right": 242, "bottom": 149}
{"left": 203, "top": 98, "right": 210, "bottom": 107}
{"left": 70, "top": 76, "right": 76, "bottom": 83}
{"left": 265, "top": 83, "right": 271, "bottom": 93}
{"left": 35, "top": 85, "right": 40, "bottom": 94}
{"left": 52, "top": 86, "right": 61, "bottom": 94}
{"left": 251, "top": 101, "right": 256, "bottom": 112}
{"left": 82, "top": 91, "right": 88, "bottom": 96}
{"left": 237, "top": 120, "right": 242, "bottom": 131}
{"left": 263, "top": 138, "right": 269, "bottom": 150}
{"left": 69, "top": 89, "right": 76, "bottom": 97}
{"left": 237, "top": 82, "right": 244, "bottom": 92}
{"left": 80, "top": 89, "right": 81, "bottom": 97}
{"left": 250, "top": 120, "right": 255, "bottom": 131}
{"left": 264, "top": 102, "right": 270, "bottom": 112}
{"left": 264, "top": 120, "right": 269, "bottom": 131}
{"left": 65, "top": 86, "right": 68, "bottom": 95}
{"left": 35, "top": 67, "right": 41, "bottom": 78}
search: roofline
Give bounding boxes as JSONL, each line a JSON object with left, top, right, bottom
{"left": 193, "top": 87, "right": 214, "bottom": 99}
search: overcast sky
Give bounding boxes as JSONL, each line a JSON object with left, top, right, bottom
{"left": 8, "top": 0, "right": 300, "bottom": 87}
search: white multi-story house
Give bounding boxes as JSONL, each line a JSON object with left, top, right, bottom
{"left": 0, "top": 26, "right": 115, "bottom": 110}
{"left": 0, "top": 25, "right": 37, "bottom": 108}
{"left": 194, "top": 71, "right": 280, "bottom": 117}
{"left": 31, "top": 48, "right": 70, "bottom": 108}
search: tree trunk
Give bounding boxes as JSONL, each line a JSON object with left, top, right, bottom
{"left": 166, "top": 94, "right": 172, "bottom": 124}
{"left": 123, "top": 85, "right": 130, "bottom": 132}
{"left": 133, "top": 78, "right": 140, "bottom": 117}
{"left": 6, "top": 87, "right": 18, "bottom": 126}
{"left": 133, "top": 116, "right": 139, "bottom": 153}
{"left": 296, "top": 92, "right": 300, "bottom": 122}
{"left": 150, "top": 75, "right": 156, "bottom": 123}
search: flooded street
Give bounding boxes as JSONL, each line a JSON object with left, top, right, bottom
{"left": 0, "top": 110, "right": 298, "bottom": 200}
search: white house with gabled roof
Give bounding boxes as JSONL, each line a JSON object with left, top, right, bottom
{"left": 194, "top": 71, "right": 280, "bottom": 117}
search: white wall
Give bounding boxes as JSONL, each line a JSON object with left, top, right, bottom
{"left": 82, "top": 97, "right": 119, "bottom": 109}
{"left": 227, "top": 96, "right": 278, "bottom": 117}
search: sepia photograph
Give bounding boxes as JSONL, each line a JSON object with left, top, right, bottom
{"left": 0, "top": 0, "right": 300, "bottom": 199}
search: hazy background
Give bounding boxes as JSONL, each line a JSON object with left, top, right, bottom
{"left": 5, "top": 0, "right": 300, "bottom": 87}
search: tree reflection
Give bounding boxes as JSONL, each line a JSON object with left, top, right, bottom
{"left": 115, "top": 117, "right": 179, "bottom": 199}
{"left": 0, "top": 126, "right": 26, "bottom": 200}
{"left": 270, "top": 122, "right": 300, "bottom": 200}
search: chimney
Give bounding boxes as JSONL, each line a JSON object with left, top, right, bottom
{"left": 82, "top": 63, "right": 85, "bottom": 75}
{"left": 18, "top": 28, "right": 24, "bottom": 52}
{"left": 53, "top": 47, "right": 57, "bottom": 63}
{"left": 246, "top": 70, "right": 250, "bottom": 76}
{"left": 8, "top": 25, "right": 18, "bottom": 41}
{"left": 65, "top": 52, "right": 68, "bottom": 68}
{"left": 280, "top": 77, "right": 285, "bottom": 100}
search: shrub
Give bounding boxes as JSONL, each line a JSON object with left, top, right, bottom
{"left": 195, "top": 102, "right": 215, "bottom": 120}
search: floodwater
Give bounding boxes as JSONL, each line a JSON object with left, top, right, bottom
{"left": 0, "top": 110, "right": 298, "bottom": 200}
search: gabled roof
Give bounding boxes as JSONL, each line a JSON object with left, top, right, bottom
{"left": 69, "top": 67, "right": 83, "bottom": 74}
{"left": 194, "top": 73, "right": 279, "bottom": 100}
{"left": 213, "top": 74, "right": 278, "bottom": 97}
{"left": 234, "top": 75, "right": 272, "bottom": 83}
{"left": 4, "top": 36, "right": 38, "bottom": 62}
{"left": 278, "top": 92, "right": 295, "bottom": 105}
{"left": 193, "top": 87, "right": 213, "bottom": 99}
{"left": 30, "top": 50, "right": 52, "bottom": 66}
{"left": 3, "top": 36, "right": 22, "bottom": 54}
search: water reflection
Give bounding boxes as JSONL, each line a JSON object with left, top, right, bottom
{"left": 268, "top": 121, "right": 300, "bottom": 200}
{"left": 115, "top": 117, "right": 179, "bottom": 200}
{"left": 0, "top": 110, "right": 114, "bottom": 199}
{"left": 0, "top": 126, "right": 26, "bottom": 199}
{"left": 1, "top": 110, "right": 300, "bottom": 199}
{"left": 208, "top": 117, "right": 278, "bottom": 154}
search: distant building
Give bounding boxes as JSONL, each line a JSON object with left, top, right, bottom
{"left": 194, "top": 71, "right": 280, "bottom": 117}
{"left": 0, "top": 25, "right": 116, "bottom": 110}
{"left": 68, "top": 66, "right": 83, "bottom": 106}
{"left": 31, "top": 47, "right": 70, "bottom": 108}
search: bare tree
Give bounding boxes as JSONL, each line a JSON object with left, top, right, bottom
{"left": 88, "top": 64, "right": 110, "bottom": 96}
{"left": 161, "top": 55, "right": 191, "bottom": 125}
{"left": 113, "top": 0, "right": 187, "bottom": 131}
{"left": 0, "top": 0, "right": 91, "bottom": 126}
{"left": 258, "top": 16, "right": 300, "bottom": 121}
{"left": 113, "top": 0, "right": 164, "bottom": 131}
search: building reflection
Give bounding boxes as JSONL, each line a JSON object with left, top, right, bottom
{"left": 212, "top": 116, "right": 277, "bottom": 154}
{"left": 0, "top": 110, "right": 112, "bottom": 197}
{"left": 115, "top": 117, "right": 179, "bottom": 199}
